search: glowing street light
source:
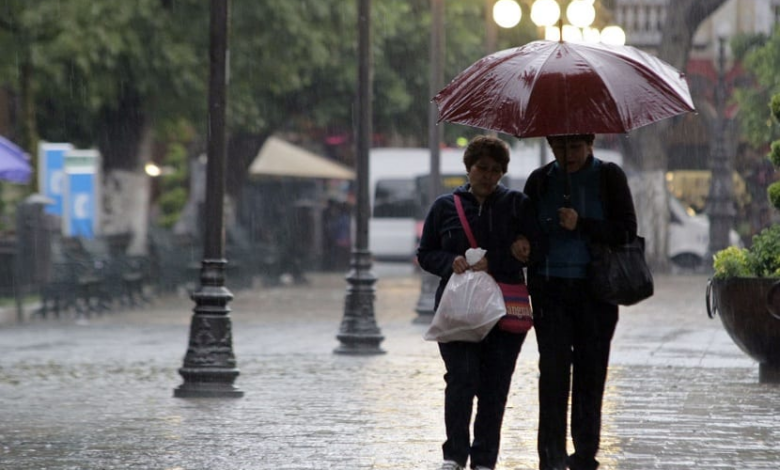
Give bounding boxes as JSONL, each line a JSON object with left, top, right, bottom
{"left": 530, "top": 0, "right": 561, "bottom": 27}
{"left": 493, "top": 0, "right": 522, "bottom": 28}
{"left": 493, "top": 0, "right": 624, "bottom": 45}
{"left": 566, "top": 0, "right": 595, "bottom": 29}
{"left": 600, "top": 25, "right": 627, "bottom": 45}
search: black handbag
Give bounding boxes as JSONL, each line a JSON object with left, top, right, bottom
{"left": 588, "top": 236, "right": 654, "bottom": 306}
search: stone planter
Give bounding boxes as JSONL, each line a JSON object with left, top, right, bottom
{"left": 707, "top": 277, "right": 780, "bottom": 383}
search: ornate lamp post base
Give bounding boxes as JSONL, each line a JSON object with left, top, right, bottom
{"left": 174, "top": 376, "right": 244, "bottom": 398}
{"left": 335, "top": 250, "right": 385, "bottom": 355}
{"left": 174, "top": 259, "right": 244, "bottom": 398}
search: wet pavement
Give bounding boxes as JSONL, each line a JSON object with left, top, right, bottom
{"left": 0, "top": 265, "right": 777, "bottom": 470}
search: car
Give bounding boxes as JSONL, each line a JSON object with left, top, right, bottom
{"left": 668, "top": 193, "right": 743, "bottom": 270}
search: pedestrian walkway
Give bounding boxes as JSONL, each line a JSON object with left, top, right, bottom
{"left": 0, "top": 269, "right": 777, "bottom": 470}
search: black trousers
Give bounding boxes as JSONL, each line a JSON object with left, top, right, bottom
{"left": 530, "top": 277, "right": 618, "bottom": 470}
{"left": 438, "top": 327, "right": 525, "bottom": 469}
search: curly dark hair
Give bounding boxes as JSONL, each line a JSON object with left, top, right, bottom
{"left": 462, "top": 135, "right": 510, "bottom": 173}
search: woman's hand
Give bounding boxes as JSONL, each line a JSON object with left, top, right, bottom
{"left": 470, "top": 256, "right": 488, "bottom": 272}
{"left": 452, "top": 255, "right": 470, "bottom": 274}
{"left": 558, "top": 207, "right": 579, "bottom": 231}
{"left": 452, "top": 255, "right": 488, "bottom": 273}
{"left": 511, "top": 236, "right": 531, "bottom": 262}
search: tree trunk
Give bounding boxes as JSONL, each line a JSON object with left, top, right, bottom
{"left": 19, "top": 45, "right": 39, "bottom": 193}
{"left": 100, "top": 124, "right": 154, "bottom": 255}
{"left": 623, "top": 0, "right": 727, "bottom": 271}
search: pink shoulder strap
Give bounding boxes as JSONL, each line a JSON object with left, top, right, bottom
{"left": 453, "top": 194, "right": 478, "bottom": 249}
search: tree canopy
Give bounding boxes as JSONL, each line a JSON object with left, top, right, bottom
{"left": 734, "top": 28, "right": 780, "bottom": 149}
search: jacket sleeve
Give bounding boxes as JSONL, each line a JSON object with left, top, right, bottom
{"left": 416, "top": 197, "right": 458, "bottom": 279}
{"left": 522, "top": 169, "right": 549, "bottom": 266}
{"left": 520, "top": 195, "right": 547, "bottom": 266}
{"left": 578, "top": 162, "right": 638, "bottom": 245}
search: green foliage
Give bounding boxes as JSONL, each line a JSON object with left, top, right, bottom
{"left": 769, "top": 181, "right": 780, "bottom": 211}
{"left": 1, "top": 0, "right": 543, "bottom": 175}
{"left": 769, "top": 141, "right": 780, "bottom": 168}
{"left": 713, "top": 246, "right": 752, "bottom": 279}
{"left": 734, "top": 29, "right": 780, "bottom": 148}
{"left": 746, "top": 225, "right": 780, "bottom": 277}
{"left": 715, "top": 225, "right": 780, "bottom": 278}
{"left": 730, "top": 32, "right": 768, "bottom": 59}
{"left": 772, "top": 93, "right": 780, "bottom": 122}
{"left": 154, "top": 125, "right": 192, "bottom": 228}
{"left": 0, "top": 0, "right": 208, "bottom": 150}
{"left": 158, "top": 187, "right": 187, "bottom": 229}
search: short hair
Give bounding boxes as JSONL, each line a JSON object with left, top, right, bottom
{"left": 546, "top": 133, "right": 595, "bottom": 145}
{"left": 462, "top": 135, "right": 510, "bottom": 174}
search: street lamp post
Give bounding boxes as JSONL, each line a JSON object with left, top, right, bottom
{"left": 414, "top": 0, "right": 446, "bottom": 324}
{"left": 707, "top": 35, "right": 735, "bottom": 257}
{"left": 334, "top": 0, "right": 385, "bottom": 355}
{"left": 174, "top": 0, "right": 243, "bottom": 398}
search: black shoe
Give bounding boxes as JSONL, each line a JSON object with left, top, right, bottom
{"left": 566, "top": 454, "right": 599, "bottom": 470}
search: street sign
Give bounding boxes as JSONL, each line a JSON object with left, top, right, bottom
{"left": 38, "top": 142, "right": 73, "bottom": 216}
{"left": 63, "top": 149, "right": 101, "bottom": 238}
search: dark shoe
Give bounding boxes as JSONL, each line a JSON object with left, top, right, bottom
{"left": 566, "top": 454, "right": 599, "bottom": 470}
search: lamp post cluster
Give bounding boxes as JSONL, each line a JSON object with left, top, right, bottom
{"left": 492, "top": 0, "right": 625, "bottom": 45}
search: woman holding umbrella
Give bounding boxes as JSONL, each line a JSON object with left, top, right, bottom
{"left": 523, "top": 133, "right": 637, "bottom": 470}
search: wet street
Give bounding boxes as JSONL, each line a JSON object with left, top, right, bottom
{"left": 0, "top": 265, "right": 777, "bottom": 469}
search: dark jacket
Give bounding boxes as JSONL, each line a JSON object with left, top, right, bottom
{"left": 523, "top": 157, "right": 637, "bottom": 247}
{"left": 417, "top": 184, "right": 543, "bottom": 309}
{"left": 524, "top": 156, "right": 637, "bottom": 245}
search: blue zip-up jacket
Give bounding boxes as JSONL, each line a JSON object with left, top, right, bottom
{"left": 417, "top": 183, "right": 544, "bottom": 310}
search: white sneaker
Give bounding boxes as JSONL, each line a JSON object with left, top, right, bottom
{"left": 439, "top": 461, "right": 464, "bottom": 470}
{"left": 474, "top": 467, "right": 492, "bottom": 470}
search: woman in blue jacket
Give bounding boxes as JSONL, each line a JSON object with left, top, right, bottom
{"left": 523, "top": 134, "right": 637, "bottom": 470}
{"left": 418, "top": 135, "right": 543, "bottom": 470}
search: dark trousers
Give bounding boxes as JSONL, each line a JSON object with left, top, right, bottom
{"left": 530, "top": 277, "right": 618, "bottom": 470}
{"left": 438, "top": 327, "right": 525, "bottom": 469}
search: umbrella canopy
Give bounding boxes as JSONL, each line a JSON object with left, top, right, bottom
{"left": 433, "top": 40, "right": 695, "bottom": 138}
{"left": 249, "top": 136, "right": 355, "bottom": 180}
{"left": 0, "top": 135, "right": 32, "bottom": 184}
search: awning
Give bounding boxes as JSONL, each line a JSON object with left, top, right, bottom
{"left": 0, "top": 135, "right": 32, "bottom": 184}
{"left": 249, "top": 136, "right": 355, "bottom": 180}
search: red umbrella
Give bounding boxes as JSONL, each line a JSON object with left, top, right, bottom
{"left": 433, "top": 40, "right": 695, "bottom": 138}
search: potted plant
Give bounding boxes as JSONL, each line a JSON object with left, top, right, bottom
{"left": 707, "top": 94, "right": 780, "bottom": 383}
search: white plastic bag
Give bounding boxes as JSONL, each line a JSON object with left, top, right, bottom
{"left": 424, "top": 270, "right": 506, "bottom": 343}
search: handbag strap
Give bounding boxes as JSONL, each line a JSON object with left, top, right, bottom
{"left": 453, "top": 194, "right": 478, "bottom": 249}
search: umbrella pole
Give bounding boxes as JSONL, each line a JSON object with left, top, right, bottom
{"left": 563, "top": 137, "right": 571, "bottom": 207}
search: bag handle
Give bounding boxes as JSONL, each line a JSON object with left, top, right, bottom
{"left": 454, "top": 194, "right": 478, "bottom": 249}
